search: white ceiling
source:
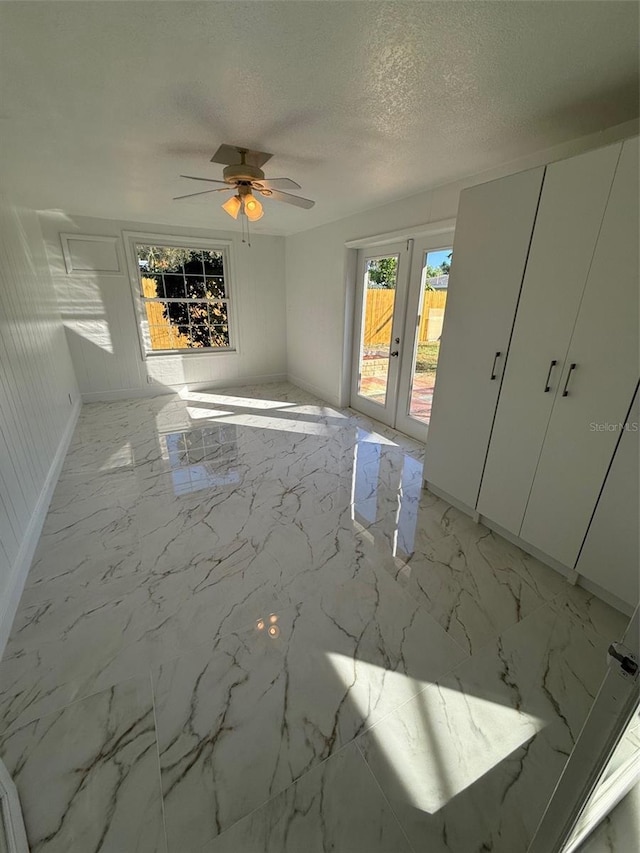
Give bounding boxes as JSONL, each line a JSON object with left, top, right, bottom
{"left": 1, "top": 1, "right": 638, "bottom": 236}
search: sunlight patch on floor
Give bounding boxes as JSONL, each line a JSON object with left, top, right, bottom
{"left": 179, "top": 390, "right": 299, "bottom": 410}
{"left": 327, "top": 651, "right": 547, "bottom": 814}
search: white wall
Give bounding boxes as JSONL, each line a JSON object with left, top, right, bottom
{"left": 0, "top": 197, "right": 80, "bottom": 655}
{"left": 39, "top": 214, "right": 287, "bottom": 401}
{"left": 285, "top": 119, "right": 639, "bottom": 406}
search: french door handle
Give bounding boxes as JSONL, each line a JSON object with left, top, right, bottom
{"left": 543, "top": 360, "right": 558, "bottom": 392}
{"left": 490, "top": 351, "right": 501, "bottom": 380}
{"left": 562, "top": 363, "right": 577, "bottom": 397}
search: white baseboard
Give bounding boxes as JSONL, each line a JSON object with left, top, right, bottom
{"left": 423, "top": 480, "right": 477, "bottom": 518}
{"left": 81, "top": 373, "right": 289, "bottom": 403}
{"left": 0, "top": 400, "right": 81, "bottom": 658}
{"left": 287, "top": 374, "right": 340, "bottom": 406}
{"left": 423, "top": 481, "right": 633, "bottom": 617}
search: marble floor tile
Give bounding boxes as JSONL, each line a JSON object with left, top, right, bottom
{"left": 0, "top": 675, "right": 165, "bottom": 853}
{"left": 358, "top": 590, "right": 629, "bottom": 853}
{"left": 578, "top": 784, "right": 640, "bottom": 853}
{"left": 20, "top": 547, "right": 146, "bottom": 610}
{"left": 0, "top": 556, "right": 283, "bottom": 734}
{"left": 392, "top": 522, "right": 548, "bottom": 654}
{"left": 0, "top": 382, "right": 630, "bottom": 853}
{"left": 38, "top": 490, "right": 139, "bottom": 548}
{"left": 152, "top": 584, "right": 465, "bottom": 853}
{"left": 203, "top": 742, "right": 412, "bottom": 853}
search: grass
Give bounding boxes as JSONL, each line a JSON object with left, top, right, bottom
{"left": 415, "top": 342, "right": 441, "bottom": 372}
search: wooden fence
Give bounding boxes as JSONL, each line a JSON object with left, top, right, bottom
{"left": 142, "top": 277, "right": 190, "bottom": 350}
{"left": 364, "top": 290, "right": 447, "bottom": 345}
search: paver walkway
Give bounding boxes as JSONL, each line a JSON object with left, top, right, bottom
{"left": 359, "top": 372, "right": 436, "bottom": 423}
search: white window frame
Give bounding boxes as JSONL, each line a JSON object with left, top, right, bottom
{"left": 123, "top": 231, "right": 238, "bottom": 360}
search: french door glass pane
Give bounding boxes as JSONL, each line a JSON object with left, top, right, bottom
{"left": 408, "top": 248, "right": 451, "bottom": 424}
{"left": 357, "top": 255, "right": 399, "bottom": 405}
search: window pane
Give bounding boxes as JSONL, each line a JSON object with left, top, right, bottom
{"left": 205, "top": 276, "right": 226, "bottom": 298}
{"left": 185, "top": 276, "right": 206, "bottom": 299}
{"left": 202, "top": 250, "right": 224, "bottom": 276}
{"left": 164, "top": 301, "right": 183, "bottom": 322}
{"left": 137, "top": 245, "right": 163, "bottom": 273}
{"left": 188, "top": 326, "right": 211, "bottom": 348}
{"left": 164, "top": 273, "right": 186, "bottom": 298}
{"left": 142, "top": 246, "right": 187, "bottom": 273}
{"left": 149, "top": 325, "right": 177, "bottom": 351}
{"left": 145, "top": 301, "right": 167, "bottom": 326}
{"left": 183, "top": 250, "right": 204, "bottom": 275}
{"left": 208, "top": 302, "right": 228, "bottom": 326}
{"left": 188, "top": 303, "right": 209, "bottom": 324}
{"left": 408, "top": 248, "right": 451, "bottom": 424}
{"left": 210, "top": 326, "right": 230, "bottom": 347}
{"left": 356, "top": 255, "right": 399, "bottom": 404}
{"left": 140, "top": 272, "right": 163, "bottom": 298}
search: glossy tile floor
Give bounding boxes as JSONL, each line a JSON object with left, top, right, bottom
{"left": 0, "top": 383, "right": 630, "bottom": 852}
{"left": 574, "top": 712, "right": 640, "bottom": 852}
{"left": 580, "top": 784, "right": 639, "bottom": 852}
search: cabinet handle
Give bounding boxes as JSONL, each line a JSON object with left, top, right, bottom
{"left": 562, "top": 363, "right": 577, "bottom": 397}
{"left": 543, "top": 360, "right": 558, "bottom": 393}
{"left": 490, "top": 351, "right": 501, "bottom": 381}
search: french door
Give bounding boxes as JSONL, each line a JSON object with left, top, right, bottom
{"left": 350, "top": 234, "right": 454, "bottom": 441}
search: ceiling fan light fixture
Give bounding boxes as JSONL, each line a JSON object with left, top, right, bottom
{"left": 222, "top": 194, "right": 242, "bottom": 219}
{"left": 243, "top": 193, "right": 264, "bottom": 222}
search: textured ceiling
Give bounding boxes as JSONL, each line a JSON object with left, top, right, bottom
{"left": 1, "top": 1, "right": 638, "bottom": 235}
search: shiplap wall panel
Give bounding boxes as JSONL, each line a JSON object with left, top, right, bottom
{"left": 0, "top": 197, "right": 79, "bottom": 642}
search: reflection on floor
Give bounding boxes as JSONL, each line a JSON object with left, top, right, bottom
{"left": 0, "top": 383, "right": 629, "bottom": 852}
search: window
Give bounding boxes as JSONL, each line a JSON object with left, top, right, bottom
{"left": 133, "top": 241, "right": 233, "bottom": 354}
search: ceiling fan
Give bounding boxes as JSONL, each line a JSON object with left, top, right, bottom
{"left": 173, "top": 144, "right": 315, "bottom": 221}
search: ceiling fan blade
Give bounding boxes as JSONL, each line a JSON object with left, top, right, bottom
{"left": 179, "top": 175, "right": 230, "bottom": 185}
{"left": 173, "top": 188, "right": 233, "bottom": 200}
{"left": 259, "top": 189, "right": 315, "bottom": 209}
{"left": 252, "top": 178, "right": 301, "bottom": 191}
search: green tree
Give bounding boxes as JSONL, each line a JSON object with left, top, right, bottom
{"left": 367, "top": 257, "right": 397, "bottom": 289}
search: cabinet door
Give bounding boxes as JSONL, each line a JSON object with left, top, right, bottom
{"left": 424, "top": 166, "right": 544, "bottom": 509}
{"left": 576, "top": 387, "right": 639, "bottom": 604}
{"left": 477, "top": 143, "right": 622, "bottom": 534}
{"left": 520, "top": 137, "right": 639, "bottom": 567}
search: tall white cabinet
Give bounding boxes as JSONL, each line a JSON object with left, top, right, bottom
{"left": 576, "top": 387, "right": 639, "bottom": 604}
{"left": 425, "top": 136, "right": 639, "bottom": 607}
{"left": 425, "top": 166, "right": 544, "bottom": 508}
{"left": 476, "top": 144, "right": 622, "bottom": 535}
